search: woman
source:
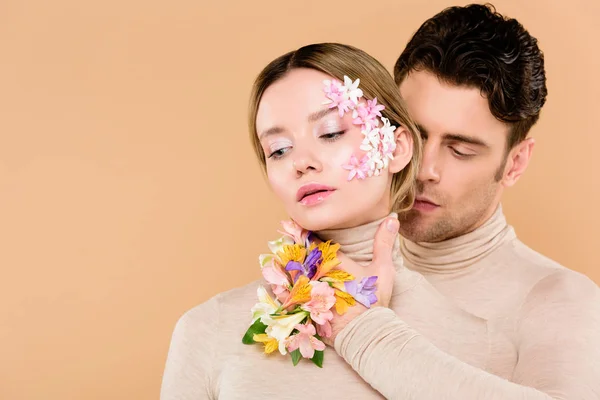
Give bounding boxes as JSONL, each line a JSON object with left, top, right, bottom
{"left": 160, "top": 43, "right": 472, "bottom": 399}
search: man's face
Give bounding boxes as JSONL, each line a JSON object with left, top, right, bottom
{"left": 398, "top": 70, "right": 509, "bottom": 242}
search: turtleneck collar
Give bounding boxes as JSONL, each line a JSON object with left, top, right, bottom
{"left": 315, "top": 213, "right": 403, "bottom": 270}
{"left": 400, "top": 204, "right": 515, "bottom": 275}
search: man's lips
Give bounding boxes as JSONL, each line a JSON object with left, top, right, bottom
{"left": 296, "top": 183, "right": 336, "bottom": 202}
{"left": 413, "top": 196, "right": 440, "bottom": 211}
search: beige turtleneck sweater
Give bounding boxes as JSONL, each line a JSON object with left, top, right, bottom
{"left": 160, "top": 206, "right": 600, "bottom": 399}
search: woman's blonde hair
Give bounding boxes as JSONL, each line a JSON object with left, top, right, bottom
{"left": 248, "top": 43, "right": 422, "bottom": 213}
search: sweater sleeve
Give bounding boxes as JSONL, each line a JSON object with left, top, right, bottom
{"left": 334, "top": 270, "right": 600, "bottom": 400}
{"left": 160, "top": 295, "right": 221, "bottom": 400}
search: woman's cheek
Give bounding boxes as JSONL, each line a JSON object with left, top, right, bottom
{"left": 267, "top": 172, "right": 288, "bottom": 203}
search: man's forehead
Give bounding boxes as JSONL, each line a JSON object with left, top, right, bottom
{"left": 399, "top": 72, "right": 508, "bottom": 145}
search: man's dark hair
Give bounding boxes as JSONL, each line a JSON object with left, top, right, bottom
{"left": 394, "top": 3, "right": 547, "bottom": 149}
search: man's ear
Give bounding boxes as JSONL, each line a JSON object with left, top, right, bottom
{"left": 501, "top": 137, "right": 535, "bottom": 187}
{"left": 389, "top": 126, "right": 413, "bottom": 174}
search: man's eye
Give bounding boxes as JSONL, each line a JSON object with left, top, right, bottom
{"left": 450, "top": 147, "right": 474, "bottom": 158}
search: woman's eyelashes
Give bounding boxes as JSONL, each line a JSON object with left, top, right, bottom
{"left": 266, "top": 130, "right": 347, "bottom": 160}
{"left": 267, "top": 140, "right": 292, "bottom": 160}
{"left": 319, "top": 130, "right": 346, "bottom": 142}
{"left": 268, "top": 146, "right": 291, "bottom": 160}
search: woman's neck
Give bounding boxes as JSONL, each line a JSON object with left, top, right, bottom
{"left": 315, "top": 213, "right": 402, "bottom": 269}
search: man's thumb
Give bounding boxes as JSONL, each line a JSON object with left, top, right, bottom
{"left": 372, "top": 217, "right": 399, "bottom": 264}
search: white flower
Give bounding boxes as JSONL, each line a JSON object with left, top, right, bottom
{"left": 251, "top": 286, "right": 281, "bottom": 325}
{"left": 343, "top": 76, "right": 363, "bottom": 105}
{"left": 267, "top": 235, "right": 294, "bottom": 255}
{"left": 266, "top": 312, "right": 308, "bottom": 355}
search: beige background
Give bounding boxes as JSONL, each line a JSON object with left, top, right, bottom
{"left": 1, "top": 0, "right": 598, "bottom": 398}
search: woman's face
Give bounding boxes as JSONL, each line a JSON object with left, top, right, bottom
{"left": 255, "top": 68, "right": 410, "bottom": 231}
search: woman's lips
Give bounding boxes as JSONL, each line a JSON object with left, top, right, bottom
{"left": 299, "top": 190, "right": 335, "bottom": 206}
{"left": 296, "top": 183, "right": 337, "bottom": 206}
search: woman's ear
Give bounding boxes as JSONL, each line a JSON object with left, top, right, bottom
{"left": 388, "top": 126, "right": 413, "bottom": 174}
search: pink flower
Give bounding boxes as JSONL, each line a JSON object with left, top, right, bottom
{"left": 278, "top": 219, "right": 310, "bottom": 247}
{"left": 285, "top": 323, "right": 326, "bottom": 359}
{"left": 342, "top": 154, "right": 370, "bottom": 181}
{"left": 352, "top": 97, "right": 385, "bottom": 127}
{"left": 316, "top": 319, "right": 332, "bottom": 338}
{"left": 301, "top": 281, "right": 336, "bottom": 325}
{"left": 323, "top": 79, "right": 353, "bottom": 117}
{"left": 261, "top": 257, "right": 291, "bottom": 298}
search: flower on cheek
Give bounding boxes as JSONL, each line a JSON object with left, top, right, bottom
{"left": 352, "top": 97, "right": 385, "bottom": 126}
{"left": 323, "top": 79, "right": 353, "bottom": 117}
{"left": 342, "top": 154, "right": 370, "bottom": 181}
{"left": 343, "top": 76, "right": 363, "bottom": 104}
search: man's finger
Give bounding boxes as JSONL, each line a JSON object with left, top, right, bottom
{"left": 372, "top": 216, "right": 399, "bottom": 265}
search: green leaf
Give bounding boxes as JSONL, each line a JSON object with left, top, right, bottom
{"left": 290, "top": 349, "right": 302, "bottom": 366}
{"left": 310, "top": 333, "right": 324, "bottom": 368}
{"left": 241, "top": 319, "right": 267, "bottom": 344}
{"left": 311, "top": 350, "right": 324, "bottom": 368}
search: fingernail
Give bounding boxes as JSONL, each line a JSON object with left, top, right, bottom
{"left": 386, "top": 218, "right": 398, "bottom": 232}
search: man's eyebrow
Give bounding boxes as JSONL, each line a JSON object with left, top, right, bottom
{"left": 443, "top": 133, "right": 489, "bottom": 147}
{"left": 308, "top": 107, "right": 336, "bottom": 122}
{"left": 416, "top": 124, "right": 488, "bottom": 147}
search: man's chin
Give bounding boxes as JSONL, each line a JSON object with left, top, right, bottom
{"left": 399, "top": 214, "right": 447, "bottom": 243}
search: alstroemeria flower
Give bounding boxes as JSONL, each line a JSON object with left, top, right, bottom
{"left": 267, "top": 235, "right": 294, "bottom": 255}
{"left": 312, "top": 241, "right": 341, "bottom": 280}
{"left": 342, "top": 154, "right": 370, "bottom": 181}
{"left": 253, "top": 333, "right": 279, "bottom": 354}
{"left": 261, "top": 258, "right": 291, "bottom": 297}
{"left": 279, "top": 219, "right": 310, "bottom": 247}
{"left": 345, "top": 276, "right": 378, "bottom": 308}
{"left": 301, "top": 281, "right": 336, "bottom": 325}
{"left": 316, "top": 319, "right": 332, "bottom": 338}
{"left": 285, "top": 247, "right": 321, "bottom": 281}
{"left": 333, "top": 288, "right": 356, "bottom": 315}
{"left": 285, "top": 323, "right": 326, "bottom": 359}
{"left": 281, "top": 275, "right": 312, "bottom": 309}
{"left": 278, "top": 244, "right": 306, "bottom": 268}
{"left": 251, "top": 286, "right": 281, "bottom": 325}
{"left": 266, "top": 312, "right": 309, "bottom": 355}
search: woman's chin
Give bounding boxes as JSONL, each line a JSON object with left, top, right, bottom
{"left": 290, "top": 209, "right": 354, "bottom": 232}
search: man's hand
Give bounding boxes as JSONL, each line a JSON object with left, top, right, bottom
{"left": 323, "top": 216, "right": 399, "bottom": 346}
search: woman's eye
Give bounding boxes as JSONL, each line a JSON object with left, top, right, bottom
{"left": 320, "top": 131, "right": 346, "bottom": 141}
{"left": 268, "top": 147, "right": 290, "bottom": 160}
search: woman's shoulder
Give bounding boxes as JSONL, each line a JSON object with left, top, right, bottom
{"left": 176, "top": 279, "right": 264, "bottom": 331}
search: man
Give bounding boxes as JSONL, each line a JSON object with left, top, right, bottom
{"left": 327, "top": 3, "right": 600, "bottom": 399}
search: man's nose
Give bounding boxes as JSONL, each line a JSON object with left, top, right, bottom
{"left": 417, "top": 142, "right": 441, "bottom": 183}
